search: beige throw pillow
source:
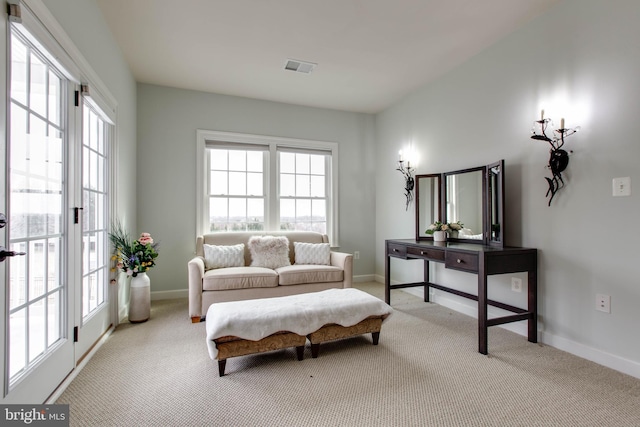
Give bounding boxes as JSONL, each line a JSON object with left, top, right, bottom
{"left": 294, "top": 242, "right": 331, "bottom": 265}
{"left": 248, "top": 236, "right": 291, "bottom": 269}
{"left": 203, "top": 243, "right": 245, "bottom": 270}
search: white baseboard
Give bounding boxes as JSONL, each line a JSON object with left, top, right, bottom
{"left": 385, "top": 279, "right": 640, "bottom": 380}
{"left": 540, "top": 331, "right": 640, "bottom": 379}
{"left": 353, "top": 274, "right": 376, "bottom": 283}
{"left": 151, "top": 289, "right": 188, "bottom": 300}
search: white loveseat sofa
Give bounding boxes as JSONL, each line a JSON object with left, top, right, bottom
{"left": 188, "top": 231, "right": 353, "bottom": 322}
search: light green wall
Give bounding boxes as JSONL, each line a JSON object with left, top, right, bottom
{"left": 44, "top": 0, "right": 138, "bottom": 230}
{"left": 136, "top": 84, "right": 377, "bottom": 295}
{"left": 376, "top": 0, "right": 640, "bottom": 375}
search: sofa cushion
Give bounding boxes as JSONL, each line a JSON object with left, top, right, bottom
{"left": 275, "top": 265, "right": 344, "bottom": 286}
{"left": 248, "top": 235, "right": 291, "bottom": 269}
{"left": 203, "top": 243, "right": 245, "bottom": 270}
{"left": 294, "top": 242, "right": 330, "bottom": 265}
{"left": 203, "top": 267, "right": 278, "bottom": 291}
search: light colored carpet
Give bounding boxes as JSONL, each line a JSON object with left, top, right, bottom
{"left": 56, "top": 283, "right": 640, "bottom": 426}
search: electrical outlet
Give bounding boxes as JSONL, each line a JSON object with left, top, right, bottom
{"left": 596, "top": 294, "right": 611, "bottom": 313}
{"left": 612, "top": 177, "right": 631, "bottom": 197}
{"left": 354, "top": 251, "right": 360, "bottom": 260}
{"left": 511, "top": 277, "right": 522, "bottom": 292}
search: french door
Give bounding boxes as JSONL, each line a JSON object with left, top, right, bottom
{"left": 1, "top": 15, "right": 112, "bottom": 403}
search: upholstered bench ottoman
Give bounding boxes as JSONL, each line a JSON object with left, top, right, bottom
{"left": 206, "top": 288, "right": 393, "bottom": 376}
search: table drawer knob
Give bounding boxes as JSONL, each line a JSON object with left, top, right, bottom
{"left": 421, "top": 251, "right": 425, "bottom": 255}
{"left": 457, "top": 259, "right": 462, "bottom": 263}
{"left": 393, "top": 248, "right": 399, "bottom": 252}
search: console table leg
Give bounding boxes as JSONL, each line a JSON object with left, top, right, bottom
{"left": 424, "top": 260, "right": 430, "bottom": 302}
{"left": 478, "top": 262, "right": 488, "bottom": 355}
{"left": 218, "top": 359, "right": 227, "bottom": 377}
{"left": 528, "top": 267, "right": 538, "bottom": 343}
{"left": 385, "top": 254, "right": 391, "bottom": 304}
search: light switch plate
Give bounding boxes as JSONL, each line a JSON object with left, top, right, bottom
{"left": 612, "top": 177, "right": 631, "bottom": 197}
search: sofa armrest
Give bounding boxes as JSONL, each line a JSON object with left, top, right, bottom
{"left": 330, "top": 251, "right": 353, "bottom": 288}
{"left": 188, "top": 256, "right": 205, "bottom": 322}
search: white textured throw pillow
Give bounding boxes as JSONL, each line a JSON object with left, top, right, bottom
{"left": 294, "top": 242, "right": 331, "bottom": 265}
{"left": 248, "top": 236, "right": 291, "bottom": 269}
{"left": 203, "top": 243, "right": 245, "bottom": 270}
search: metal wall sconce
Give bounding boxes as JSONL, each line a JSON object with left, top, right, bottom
{"left": 531, "top": 110, "right": 580, "bottom": 206}
{"left": 396, "top": 151, "right": 415, "bottom": 210}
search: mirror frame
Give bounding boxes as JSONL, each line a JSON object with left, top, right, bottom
{"left": 414, "top": 173, "right": 444, "bottom": 241}
{"left": 444, "top": 165, "right": 486, "bottom": 245}
{"left": 486, "top": 159, "right": 505, "bottom": 247}
{"left": 414, "top": 160, "right": 505, "bottom": 247}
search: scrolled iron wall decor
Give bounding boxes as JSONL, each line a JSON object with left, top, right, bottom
{"left": 531, "top": 110, "right": 580, "bottom": 206}
{"left": 396, "top": 151, "right": 415, "bottom": 211}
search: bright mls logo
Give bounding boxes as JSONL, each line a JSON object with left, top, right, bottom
{"left": 2, "top": 405, "right": 69, "bottom": 426}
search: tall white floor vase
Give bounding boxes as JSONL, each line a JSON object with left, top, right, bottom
{"left": 129, "top": 272, "right": 151, "bottom": 323}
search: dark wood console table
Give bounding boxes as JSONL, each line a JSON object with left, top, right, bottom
{"left": 385, "top": 239, "right": 538, "bottom": 355}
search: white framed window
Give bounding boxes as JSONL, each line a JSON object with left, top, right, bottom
{"left": 197, "top": 130, "right": 339, "bottom": 245}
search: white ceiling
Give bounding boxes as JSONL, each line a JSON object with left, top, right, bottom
{"left": 96, "top": 0, "right": 561, "bottom": 114}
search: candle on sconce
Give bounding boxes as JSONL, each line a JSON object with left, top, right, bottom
{"left": 398, "top": 150, "right": 403, "bottom": 162}
{"left": 541, "top": 109, "right": 544, "bottom": 121}
{"left": 560, "top": 118, "right": 565, "bottom": 129}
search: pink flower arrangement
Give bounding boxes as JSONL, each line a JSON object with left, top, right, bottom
{"left": 109, "top": 222, "right": 159, "bottom": 277}
{"left": 138, "top": 233, "right": 154, "bottom": 245}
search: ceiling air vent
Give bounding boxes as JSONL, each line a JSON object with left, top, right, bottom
{"left": 284, "top": 59, "right": 317, "bottom": 74}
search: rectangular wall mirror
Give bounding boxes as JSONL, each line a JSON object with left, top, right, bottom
{"left": 415, "top": 174, "right": 442, "bottom": 240}
{"left": 415, "top": 160, "right": 504, "bottom": 247}
{"left": 445, "top": 166, "right": 484, "bottom": 241}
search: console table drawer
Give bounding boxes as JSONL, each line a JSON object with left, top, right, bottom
{"left": 407, "top": 246, "right": 445, "bottom": 262}
{"left": 445, "top": 251, "right": 478, "bottom": 272}
{"left": 387, "top": 243, "right": 407, "bottom": 258}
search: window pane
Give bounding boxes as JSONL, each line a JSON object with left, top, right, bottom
{"left": 247, "top": 151, "right": 263, "bottom": 172}
{"left": 9, "top": 242, "right": 27, "bottom": 309}
{"left": 280, "top": 174, "right": 294, "bottom": 197}
{"left": 210, "top": 197, "right": 228, "bottom": 231}
{"left": 228, "top": 172, "right": 246, "bottom": 195}
{"left": 210, "top": 149, "right": 228, "bottom": 170}
{"left": 280, "top": 152, "right": 295, "bottom": 173}
{"left": 29, "top": 53, "right": 47, "bottom": 118}
{"left": 247, "top": 172, "right": 263, "bottom": 196}
{"left": 229, "top": 198, "right": 246, "bottom": 218}
{"left": 29, "top": 240, "right": 46, "bottom": 299}
{"left": 210, "top": 171, "right": 228, "bottom": 195}
{"left": 296, "top": 154, "right": 310, "bottom": 174}
{"left": 310, "top": 155, "right": 325, "bottom": 175}
{"left": 310, "top": 176, "right": 325, "bottom": 197}
{"left": 296, "top": 175, "right": 310, "bottom": 197}
{"left": 296, "top": 199, "right": 311, "bottom": 218}
{"left": 11, "top": 37, "right": 27, "bottom": 105}
{"left": 312, "top": 200, "right": 326, "bottom": 221}
{"left": 48, "top": 291, "right": 61, "bottom": 344}
{"left": 247, "top": 199, "right": 264, "bottom": 219}
{"left": 9, "top": 308, "right": 26, "bottom": 377}
{"left": 29, "top": 299, "right": 45, "bottom": 362}
{"left": 228, "top": 151, "right": 245, "bottom": 171}
{"left": 48, "top": 70, "right": 61, "bottom": 126}
{"left": 280, "top": 199, "right": 295, "bottom": 230}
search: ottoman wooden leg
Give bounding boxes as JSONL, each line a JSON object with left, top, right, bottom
{"left": 372, "top": 331, "right": 380, "bottom": 345}
{"left": 296, "top": 345, "right": 304, "bottom": 361}
{"left": 311, "top": 343, "right": 320, "bottom": 358}
{"left": 218, "top": 360, "right": 227, "bottom": 377}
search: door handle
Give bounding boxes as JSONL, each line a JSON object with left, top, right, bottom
{"left": 0, "top": 246, "right": 26, "bottom": 262}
